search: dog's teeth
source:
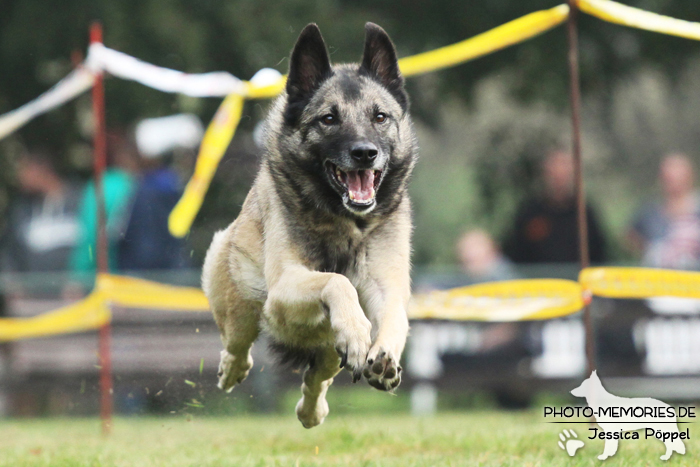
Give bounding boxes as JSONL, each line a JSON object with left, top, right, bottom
{"left": 369, "top": 187, "right": 375, "bottom": 198}
{"left": 349, "top": 191, "right": 355, "bottom": 201}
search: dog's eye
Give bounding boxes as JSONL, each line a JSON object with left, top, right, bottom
{"left": 321, "top": 114, "right": 336, "bottom": 125}
{"left": 374, "top": 113, "right": 387, "bottom": 124}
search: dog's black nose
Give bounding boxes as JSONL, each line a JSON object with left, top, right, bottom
{"left": 350, "top": 142, "right": 378, "bottom": 163}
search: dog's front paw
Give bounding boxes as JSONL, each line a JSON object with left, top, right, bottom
{"left": 217, "top": 349, "right": 253, "bottom": 392}
{"left": 332, "top": 312, "right": 372, "bottom": 381}
{"left": 363, "top": 347, "right": 402, "bottom": 391}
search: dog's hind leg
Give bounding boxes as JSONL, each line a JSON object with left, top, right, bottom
{"left": 296, "top": 346, "right": 342, "bottom": 428}
{"left": 203, "top": 230, "right": 262, "bottom": 393}
{"left": 215, "top": 297, "right": 261, "bottom": 392}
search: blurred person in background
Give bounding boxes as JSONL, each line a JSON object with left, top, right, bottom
{"left": 1, "top": 148, "right": 80, "bottom": 272}
{"left": 504, "top": 148, "right": 607, "bottom": 264}
{"left": 457, "top": 229, "right": 522, "bottom": 355}
{"left": 457, "top": 229, "right": 517, "bottom": 282}
{"left": 627, "top": 153, "right": 700, "bottom": 270}
{"left": 69, "top": 131, "right": 137, "bottom": 282}
{"left": 116, "top": 114, "right": 203, "bottom": 270}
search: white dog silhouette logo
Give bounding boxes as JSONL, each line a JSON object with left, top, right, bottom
{"left": 570, "top": 371, "right": 686, "bottom": 461}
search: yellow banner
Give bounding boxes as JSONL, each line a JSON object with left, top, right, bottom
{"left": 168, "top": 93, "right": 245, "bottom": 238}
{"left": 4, "top": 266, "right": 700, "bottom": 341}
{"left": 97, "top": 274, "right": 209, "bottom": 311}
{"left": 580, "top": 0, "right": 700, "bottom": 41}
{"left": 0, "top": 293, "right": 109, "bottom": 342}
{"left": 244, "top": 76, "right": 286, "bottom": 100}
{"left": 410, "top": 279, "right": 584, "bottom": 321}
{"left": 0, "top": 274, "right": 208, "bottom": 342}
{"left": 580, "top": 267, "right": 700, "bottom": 300}
{"left": 399, "top": 4, "right": 569, "bottom": 76}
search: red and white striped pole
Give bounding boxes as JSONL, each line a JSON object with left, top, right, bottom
{"left": 90, "top": 21, "right": 113, "bottom": 436}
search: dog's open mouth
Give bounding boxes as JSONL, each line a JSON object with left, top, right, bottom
{"left": 326, "top": 162, "right": 383, "bottom": 209}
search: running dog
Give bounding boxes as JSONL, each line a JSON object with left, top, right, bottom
{"left": 202, "top": 22, "right": 417, "bottom": 428}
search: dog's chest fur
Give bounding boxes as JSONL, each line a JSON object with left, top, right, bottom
{"left": 290, "top": 215, "right": 374, "bottom": 278}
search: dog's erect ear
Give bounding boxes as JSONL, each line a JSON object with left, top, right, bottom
{"left": 360, "top": 23, "right": 407, "bottom": 111}
{"left": 286, "top": 24, "right": 332, "bottom": 102}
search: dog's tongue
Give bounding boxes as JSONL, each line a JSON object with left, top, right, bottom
{"left": 346, "top": 169, "right": 375, "bottom": 201}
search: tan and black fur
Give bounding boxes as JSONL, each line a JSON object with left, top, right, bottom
{"left": 202, "top": 22, "right": 417, "bottom": 428}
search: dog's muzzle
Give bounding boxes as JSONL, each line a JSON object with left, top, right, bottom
{"left": 326, "top": 161, "right": 384, "bottom": 213}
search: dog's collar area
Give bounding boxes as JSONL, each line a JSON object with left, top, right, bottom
{"left": 325, "top": 161, "right": 383, "bottom": 211}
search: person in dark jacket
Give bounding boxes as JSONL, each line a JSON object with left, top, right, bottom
{"left": 504, "top": 149, "right": 607, "bottom": 264}
{"left": 117, "top": 114, "right": 203, "bottom": 271}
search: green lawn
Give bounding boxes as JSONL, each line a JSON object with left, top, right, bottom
{"left": 0, "top": 412, "right": 697, "bottom": 466}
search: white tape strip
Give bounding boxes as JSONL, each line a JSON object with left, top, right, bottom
{"left": 86, "top": 43, "right": 246, "bottom": 97}
{"left": 0, "top": 67, "right": 95, "bottom": 140}
{"left": 0, "top": 44, "right": 249, "bottom": 141}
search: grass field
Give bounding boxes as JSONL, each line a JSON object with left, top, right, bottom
{"left": 0, "top": 411, "right": 697, "bottom": 466}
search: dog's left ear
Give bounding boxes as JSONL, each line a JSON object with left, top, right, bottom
{"left": 287, "top": 23, "right": 332, "bottom": 103}
{"left": 360, "top": 23, "right": 408, "bottom": 111}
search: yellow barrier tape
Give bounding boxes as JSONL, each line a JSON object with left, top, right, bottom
{"left": 168, "top": 5, "right": 570, "bottom": 236}
{"left": 580, "top": 0, "right": 700, "bottom": 41}
{"left": 410, "top": 279, "right": 584, "bottom": 321}
{"left": 97, "top": 274, "right": 209, "bottom": 311}
{"left": 168, "top": 93, "right": 245, "bottom": 238}
{"left": 580, "top": 267, "right": 700, "bottom": 300}
{"left": 0, "top": 293, "right": 110, "bottom": 342}
{"left": 244, "top": 76, "right": 287, "bottom": 100}
{"left": 3, "top": 266, "right": 700, "bottom": 341}
{"left": 399, "top": 4, "right": 570, "bottom": 76}
{"left": 0, "top": 274, "right": 208, "bottom": 342}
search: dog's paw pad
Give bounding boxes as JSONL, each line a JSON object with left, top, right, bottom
{"left": 217, "top": 350, "right": 253, "bottom": 392}
{"left": 557, "top": 429, "right": 584, "bottom": 457}
{"left": 364, "top": 349, "right": 401, "bottom": 392}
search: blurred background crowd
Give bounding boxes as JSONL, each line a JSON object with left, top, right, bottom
{"left": 1, "top": 0, "right": 700, "bottom": 418}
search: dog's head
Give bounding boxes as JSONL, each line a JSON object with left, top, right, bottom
{"left": 570, "top": 370, "right": 600, "bottom": 398}
{"left": 268, "top": 23, "right": 416, "bottom": 217}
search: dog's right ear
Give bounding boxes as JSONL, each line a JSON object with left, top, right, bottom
{"left": 286, "top": 24, "right": 332, "bottom": 104}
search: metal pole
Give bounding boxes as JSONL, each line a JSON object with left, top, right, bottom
{"left": 566, "top": 0, "right": 596, "bottom": 376}
{"left": 90, "top": 21, "right": 113, "bottom": 436}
